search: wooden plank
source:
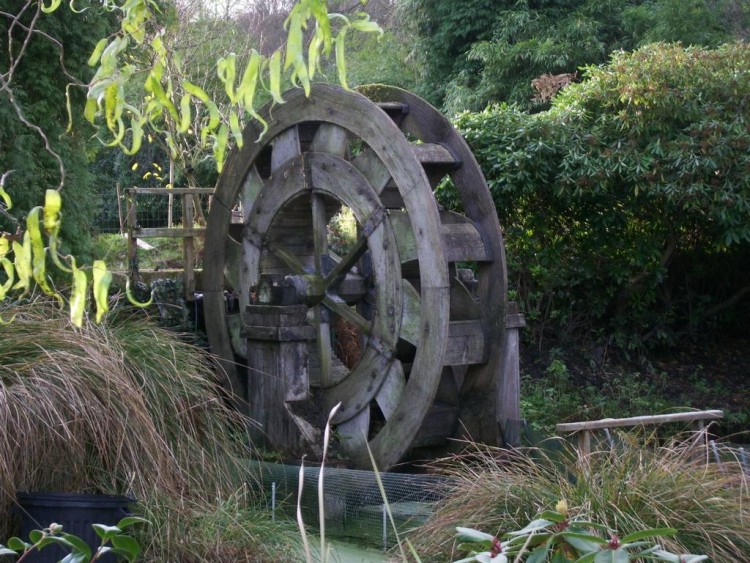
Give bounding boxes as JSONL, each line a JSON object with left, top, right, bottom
{"left": 444, "top": 320, "right": 487, "bottom": 366}
{"left": 556, "top": 410, "right": 724, "bottom": 433}
{"left": 127, "top": 187, "right": 214, "bottom": 195}
{"left": 412, "top": 143, "right": 458, "bottom": 168}
{"left": 183, "top": 185, "right": 195, "bottom": 299}
{"left": 499, "top": 302, "right": 524, "bottom": 446}
{"left": 352, "top": 147, "right": 391, "bottom": 195}
{"left": 271, "top": 126, "right": 301, "bottom": 172}
{"left": 375, "top": 360, "right": 406, "bottom": 420}
{"left": 412, "top": 402, "right": 459, "bottom": 448}
{"left": 310, "top": 123, "right": 349, "bottom": 157}
{"left": 136, "top": 227, "right": 206, "bottom": 238}
{"left": 399, "top": 280, "right": 421, "bottom": 347}
{"left": 337, "top": 407, "right": 370, "bottom": 455}
{"left": 390, "top": 210, "right": 489, "bottom": 264}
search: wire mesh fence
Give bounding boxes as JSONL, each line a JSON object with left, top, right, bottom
{"left": 248, "top": 461, "right": 451, "bottom": 550}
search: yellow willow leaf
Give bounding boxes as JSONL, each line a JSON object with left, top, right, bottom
{"left": 145, "top": 71, "right": 178, "bottom": 122}
{"left": 308, "top": 29, "right": 323, "bottom": 81}
{"left": 0, "top": 257, "right": 14, "bottom": 301}
{"left": 27, "top": 208, "right": 62, "bottom": 304}
{"left": 229, "top": 112, "right": 243, "bottom": 148}
{"left": 284, "top": 8, "right": 306, "bottom": 70}
{"left": 0, "top": 185, "right": 12, "bottom": 210}
{"left": 335, "top": 29, "right": 349, "bottom": 90}
{"left": 41, "top": 0, "right": 62, "bottom": 13}
{"left": 88, "top": 38, "right": 109, "bottom": 67}
{"left": 237, "top": 51, "right": 261, "bottom": 110}
{"left": 0, "top": 237, "right": 8, "bottom": 259}
{"left": 269, "top": 50, "right": 284, "bottom": 104}
{"left": 350, "top": 15, "right": 383, "bottom": 35}
{"left": 126, "top": 278, "right": 153, "bottom": 308}
{"left": 12, "top": 236, "right": 31, "bottom": 293}
{"left": 49, "top": 234, "right": 72, "bottom": 273}
{"left": 70, "top": 265, "right": 88, "bottom": 327}
{"left": 93, "top": 260, "right": 112, "bottom": 323}
{"left": 213, "top": 124, "right": 229, "bottom": 173}
{"left": 309, "top": 0, "right": 333, "bottom": 55}
{"left": 121, "top": 116, "right": 144, "bottom": 156}
{"left": 217, "top": 53, "right": 238, "bottom": 103}
{"left": 43, "top": 189, "right": 61, "bottom": 234}
{"left": 84, "top": 97, "right": 98, "bottom": 124}
{"left": 104, "top": 83, "right": 119, "bottom": 130}
{"left": 178, "top": 93, "right": 192, "bottom": 133}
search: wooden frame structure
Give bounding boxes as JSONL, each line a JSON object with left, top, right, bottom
{"left": 201, "top": 84, "right": 521, "bottom": 469}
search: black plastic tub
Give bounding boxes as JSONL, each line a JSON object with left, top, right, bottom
{"left": 15, "top": 492, "right": 134, "bottom": 563}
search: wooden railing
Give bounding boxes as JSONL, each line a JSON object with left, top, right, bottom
{"left": 556, "top": 409, "right": 724, "bottom": 458}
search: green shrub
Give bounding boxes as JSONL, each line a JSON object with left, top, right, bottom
{"left": 445, "top": 42, "right": 750, "bottom": 351}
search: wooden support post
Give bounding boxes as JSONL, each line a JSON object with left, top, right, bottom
{"left": 182, "top": 189, "right": 195, "bottom": 300}
{"left": 125, "top": 188, "right": 139, "bottom": 284}
{"left": 244, "top": 305, "right": 316, "bottom": 457}
{"left": 498, "top": 301, "right": 525, "bottom": 446}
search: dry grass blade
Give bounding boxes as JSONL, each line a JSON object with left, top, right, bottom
{"left": 408, "top": 432, "right": 750, "bottom": 561}
{"left": 0, "top": 300, "right": 296, "bottom": 560}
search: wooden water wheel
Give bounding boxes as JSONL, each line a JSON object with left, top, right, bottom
{"left": 203, "top": 84, "right": 515, "bottom": 470}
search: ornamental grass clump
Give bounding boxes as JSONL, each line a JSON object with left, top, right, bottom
{"left": 409, "top": 432, "right": 750, "bottom": 561}
{"left": 0, "top": 300, "right": 299, "bottom": 561}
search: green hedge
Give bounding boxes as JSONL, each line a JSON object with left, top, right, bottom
{"left": 444, "top": 43, "right": 750, "bottom": 350}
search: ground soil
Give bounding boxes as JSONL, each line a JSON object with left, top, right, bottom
{"left": 519, "top": 332, "right": 750, "bottom": 438}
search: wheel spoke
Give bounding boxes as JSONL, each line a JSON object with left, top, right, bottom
{"left": 267, "top": 241, "right": 307, "bottom": 275}
{"left": 322, "top": 294, "right": 371, "bottom": 335}
{"left": 352, "top": 147, "right": 390, "bottom": 195}
{"left": 311, "top": 192, "right": 328, "bottom": 276}
{"left": 336, "top": 408, "right": 370, "bottom": 455}
{"left": 323, "top": 234, "right": 368, "bottom": 289}
{"left": 312, "top": 304, "right": 333, "bottom": 387}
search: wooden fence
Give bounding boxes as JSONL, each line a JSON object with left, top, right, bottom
{"left": 125, "top": 187, "right": 213, "bottom": 300}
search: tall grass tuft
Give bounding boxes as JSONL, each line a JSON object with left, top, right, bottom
{"left": 0, "top": 300, "right": 298, "bottom": 560}
{"left": 409, "top": 432, "right": 749, "bottom": 561}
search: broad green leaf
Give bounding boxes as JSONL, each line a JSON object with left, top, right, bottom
{"left": 526, "top": 543, "right": 551, "bottom": 563}
{"left": 506, "top": 519, "right": 554, "bottom": 536}
{"left": 93, "top": 260, "right": 111, "bottom": 322}
{"left": 538, "top": 510, "right": 567, "bottom": 523}
{"left": 28, "top": 530, "right": 43, "bottom": 544}
{"left": 60, "top": 533, "right": 90, "bottom": 556}
{"left": 621, "top": 528, "right": 677, "bottom": 543}
{"left": 117, "top": 516, "right": 148, "bottom": 529}
{"left": 93, "top": 524, "right": 121, "bottom": 541}
{"left": 7, "top": 537, "right": 29, "bottom": 551}
{"left": 593, "top": 548, "right": 629, "bottom": 563}
{"left": 456, "top": 528, "right": 496, "bottom": 543}
{"left": 111, "top": 534, "right": 140, "bottom": 559}
{"left": 60, "top": 553, "right": 88, "bottom": 563}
